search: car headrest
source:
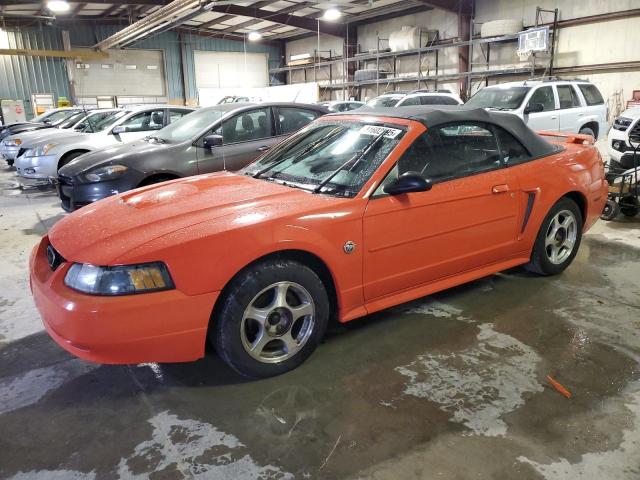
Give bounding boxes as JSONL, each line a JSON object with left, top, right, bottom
{"left": 241, "top": 114, "right": 255, "bottom": 132}
{"left": 152, "top": 111, "right": 164, "bottom": 124}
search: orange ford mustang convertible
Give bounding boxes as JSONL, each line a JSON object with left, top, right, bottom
{"left": 30, "top": 106, "right": 607, "bottom": 378}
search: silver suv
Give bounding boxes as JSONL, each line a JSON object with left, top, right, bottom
{"left": 466, "top": 79, "right": 608, "bottom": 139}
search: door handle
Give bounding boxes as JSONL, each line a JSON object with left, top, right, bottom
{"left": 492, "top": 184, "right": 510, "bottom": 194}
{"left": 551, "top": 116, "right": 558, "bottom": 120}
{"left": 257, "top": 145, "right": 270, "bottom": 152}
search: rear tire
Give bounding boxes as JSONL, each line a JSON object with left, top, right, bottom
{"left": 579, "top": 126, "right": 596, "bottom": 140}
{"left": 525, "top": 198, "right": 583, "bottom": 276}
{"left": 211, "top": 259, "right": 329, "bottom": 378}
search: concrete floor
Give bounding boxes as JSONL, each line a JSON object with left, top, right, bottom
{"left": 0, "top": 164, "right": 639, "bottom": 480}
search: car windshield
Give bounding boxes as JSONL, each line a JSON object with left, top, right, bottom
{"left": 465, "top": 86, "right": 531, "bottom": 110}
{"left": 32, "top": 110, "right": 68, "bottom": 123}
{"left": 80, "top": 110, "right": 129, "bottom": 133}
{"left": 48, "top": 110, "right": 82, "bottom": 125}
{"left": 149, "top": 108, "right": 223, "bottom": 143}
{"left": 366, "top": 95, "right": 403, "bottom": 108}
{"left": 243, "top": 121, "right": 405, "bottom": 197}
{"left": 57, "top": 112, "right": 86, "bottom": 129}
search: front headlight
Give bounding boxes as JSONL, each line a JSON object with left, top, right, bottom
{"left": 4, "top": 138, "right": 22, "bottom": 147}
{"left": 80, "top": 164, "right": 128, "bottom": 183}
{"left": 28, "top": 143, "right": 57, "bottom": 157}
{"left": 64, "top": 262, "right": 174, "bottom": 295}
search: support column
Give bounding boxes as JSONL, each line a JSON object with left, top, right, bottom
{"left": 458, "top": 2, "right": 472, "bottom": 100}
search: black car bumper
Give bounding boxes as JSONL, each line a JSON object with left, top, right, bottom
{"left": 56, "top": 174, "right": 136, "bottom": 212}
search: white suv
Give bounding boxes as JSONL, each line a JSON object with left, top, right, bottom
{"left": 465, "top": 79, "right": 608, "bottom": 139}
{"left": 608, "top": 108, "right": 640, "bottom": 164}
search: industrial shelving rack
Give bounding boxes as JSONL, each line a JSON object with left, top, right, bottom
{"left": 270, "top": 7, "right": 558, "bottom": 100}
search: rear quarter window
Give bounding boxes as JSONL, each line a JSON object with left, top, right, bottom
{"left": 578, "top": 84, "right": 604, "bottom": 106}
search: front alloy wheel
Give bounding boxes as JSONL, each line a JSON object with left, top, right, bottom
{"left": 241, "top": 281, "right": 316, "bottom": 363}
{"left": 212, "top": 259, "right": 329, "bottom": 378}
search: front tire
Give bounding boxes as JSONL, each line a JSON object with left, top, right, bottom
{"left": 211, "top": 259, "right": 329, "bottom": 378}
{"left": 526, "top": 198, "right": 583, "bottom": 275}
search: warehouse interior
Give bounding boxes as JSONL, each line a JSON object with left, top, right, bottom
{"left": 1, "top": 1, "right": 640, "bottom": 479}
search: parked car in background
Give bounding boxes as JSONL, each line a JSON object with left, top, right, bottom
{"left": 31, "top": 106, "right": 607, "bottom": 378}
{"left": 1, "top": 109, "right": 120, "bottom": 165}
{"left": 365, "top": 90, "right": 462, "bottom": 108}
{"left": 396, "top": 91, "right": 463, "bottom": 106}
{"left": 56, "top": 102, "right": 328, "bottom": 211}
{"left": 318, "top": 100, "right": 365, "bottom": 112}
{"left": 0, "top": 108, "right": 85, "bottom": 143}
{"left": 14, "top": 105, "right": 194, "bottom": 185}
{"left": 465, "top": 79, "right": 608, "bottom": 139}
{"left": 608, "top": 107, "right": 640, "bottom": 165}
{"left": 218, "top": 96, "right": 250, "bottom": 104}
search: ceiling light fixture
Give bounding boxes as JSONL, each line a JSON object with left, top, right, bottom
{"left": 323, "top": 8, "right": 341, "bottom": 21}
{"left": 47, "top": 1, "right": 71, "bottom": 13}
{"left": 247, "top": 31, "right": 262, "bottom": 41}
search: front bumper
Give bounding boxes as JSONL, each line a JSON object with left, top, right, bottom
{"left": 30, "top": 237, "right": 219, "bottom": 364}
{"left": 15, "top": 154, "right": 58, "bottom": 180}
{"left": 56, "top": 175, "right": 133, "bottom": 212}
{"left": 607, "top": 127, "right": 635, "bottom": 162}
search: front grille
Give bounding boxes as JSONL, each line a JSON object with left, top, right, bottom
{"left": 46, "top": 244, "right": 65, "bottom": 271}
{"left": 629, "top": 121, "right": 640, "bottom": 143}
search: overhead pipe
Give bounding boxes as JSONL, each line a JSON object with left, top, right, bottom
{"left": 94, "top": 0, "right": 207, "bottom": 51}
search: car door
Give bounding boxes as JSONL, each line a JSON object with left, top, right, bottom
{"left": 114, "top": 109, "right": 165, "bottom": 143}
{"left": 362, "top": 122, "right": 521, "bottom": 301}
{"left": 195, "top": 107, "right": 275, "bottom": 173}
{"left": 523, "top": 85, "right": 559, "bottom": 132}
{"left": 556, "top": 84, "right": 583, "bottom": 134}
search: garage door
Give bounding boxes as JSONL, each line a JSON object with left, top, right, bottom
{"left": 194, "top": 50, "right": 268, "bottom": 89}
{"left": 74, "top": 49, "right": 166, "bottom": 97}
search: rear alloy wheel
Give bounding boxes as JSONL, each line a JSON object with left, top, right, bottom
{"left": 526, "top": 198, "right": 582, "bottom": 275}
{"left": 212, "top": 259, "right": 329, "bottom": 378}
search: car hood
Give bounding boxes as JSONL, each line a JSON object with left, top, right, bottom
{"left": 9, "top": 123, "right": 52, "bottom": 134}
{"left": 60, "top": 139, "right": 173, "bottom": 176}
{"left": 9, "top": 129, "right": 66, "bottom": 146}
{"left": 620, "top": 107, "right": 640, "bottom": 120}
{"left": 48, "top": 172, "right": 342, "bottom": 265}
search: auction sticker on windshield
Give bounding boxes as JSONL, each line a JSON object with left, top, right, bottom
{"left": 359, "top": 125, "right": 402, "bottom": 138}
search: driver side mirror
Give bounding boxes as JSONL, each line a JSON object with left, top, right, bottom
{"left": 524, "top": 103, "right": 544, "bottom": 114}
{"left": 383, "top": 172, "right": 432, "bottom": 196}
{"left": 203, "top": 134, "right": 224, "bottom": 150}
{"left": 112, "top": 125, "right": 125, "bottom": 135}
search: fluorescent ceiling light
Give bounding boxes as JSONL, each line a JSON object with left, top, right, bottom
{"left": 47, "top": 1, "right": 71, "bottom": 13}
{"left": 323, "top": 8, "right": 341, "bottom": 21}
{"left": 248, "top": 31, "right": 262, "bottom": 41}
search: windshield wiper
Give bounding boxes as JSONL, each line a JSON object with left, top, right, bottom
{"left": 313, "top": 131, "right": 386, "bottom": 194}
{"left": 253, "top": 127, "right": 344, "bottom": 179}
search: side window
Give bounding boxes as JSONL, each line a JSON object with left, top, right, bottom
{"left": 277, "top": 107, "right": 320, "bottom": 135}
{"left": 120, "top": 109, "right": 165, "bottom": 132}
{"left": 400, "top": 96, "right": 421, "bottom": 106}
{"left": 213, "top": 107, "right": 271, "bottom": 144}
{"left": 493, "top": 126, "right": 531, "bottom": 166}
{"left": 169, "top": 109, "right": 190, "bottom": 123}
{"left": 387, "top": 122, "right": 502, "bottom": 187}
{"left": 527, "top": 86, "right": 555, "bottom": 111}
{"left": 578, "top": 84, "right": 604, "bottom": 105}
{"left": 557, "top": 85, "right": 581, "bottom": 109}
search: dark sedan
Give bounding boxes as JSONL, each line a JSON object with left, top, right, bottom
{"left": 56, "top": 102, "right": 328, "bottom": 211}
{"left": 0, "top": 108, "right": 85, "bottom": 142}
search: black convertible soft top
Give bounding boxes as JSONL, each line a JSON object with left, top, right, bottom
{"left": 331, "top": 105, "right": 557, "bottom": 158}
